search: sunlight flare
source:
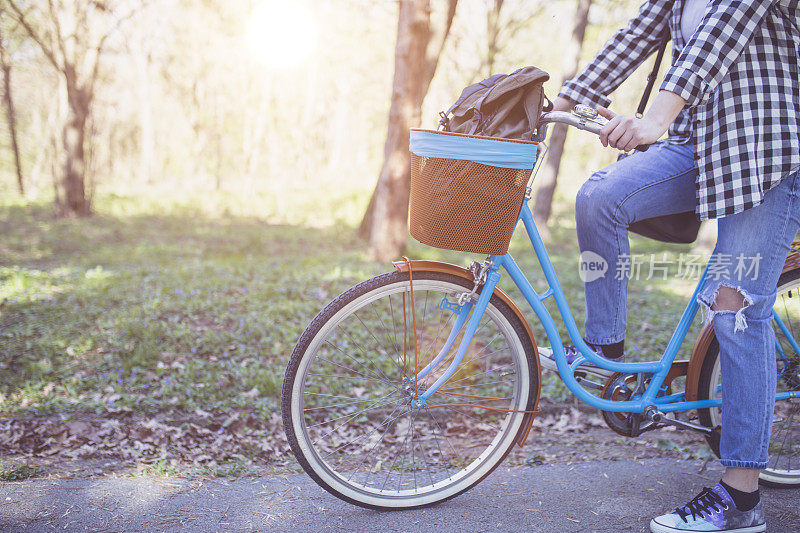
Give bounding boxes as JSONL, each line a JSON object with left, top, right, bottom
{"left": 246, "top": 1, "right": 317, "bottom": 68}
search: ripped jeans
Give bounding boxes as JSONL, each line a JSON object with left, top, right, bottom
{"left": 575, "top": 139, "right": 800, "bottom": 468}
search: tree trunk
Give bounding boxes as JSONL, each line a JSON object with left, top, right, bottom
{"left": 359, "top": 0, "right": 458, "bottom": 261}
{"left": 532, "top": 0, "right": 592, "bottom": 228}
{"left": 60, "top": 75, "right": 91, "bottom": 216}
{"left": 136, "top": 47, "right": 155, "bottom": 184}
{"left": 485, "top": 0, "right": 504, "bottom": 77}
{"left": 0, "top": 33, "right": 23, "bottom": 195}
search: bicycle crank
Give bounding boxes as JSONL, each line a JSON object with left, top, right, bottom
{"left": 600, "top": 372, "right": 666, "bottom": 437}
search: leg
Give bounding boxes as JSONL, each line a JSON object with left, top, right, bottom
{"left": 711, "top": 287, "right": 763, "bottom": 493}
{"left": 700, "top": 168, "right": 800, "bottom": 486}
{"left": 650, "top": 169, "right": 800, "bottom": 533}
{"left": 575, "top": 141, "right": 697, "bottom": 344}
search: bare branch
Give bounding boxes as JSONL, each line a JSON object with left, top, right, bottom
{"left": 46, "top": 0, "right": 70, "bottom": 66}
{"left": 422, "top": 0, "right": 458, "bottom": 91}
{"left": 6, "top": 0, "right": 62, "bottom": 71}
{"left": 87, "top": 2, "right": 147, "bottom": 98}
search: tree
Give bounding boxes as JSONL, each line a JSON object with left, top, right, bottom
{"left": 532, "top": 0, "right": 593, "bottom": 229}
{"left": 481, "top": 0, "right": 542, "bottom": 78}
{"left": 6, "top": 0, "right": 141, "bottom": 216}
{"left": 0, "top": 13, "right": 23, "bottom": 195}
{"left": 359, "top": 0, "right": 458, "bottom": 262}
{"left": 484, "top": 0, "right": 504, "bottom": 77}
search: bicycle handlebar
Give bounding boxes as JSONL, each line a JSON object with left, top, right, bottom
{"left": 539, "top": 110, "right": 649, "bottom": 152}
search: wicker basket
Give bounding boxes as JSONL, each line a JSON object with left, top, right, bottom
{"left": 409, "top": 129, "right": 538, "bottom": 255}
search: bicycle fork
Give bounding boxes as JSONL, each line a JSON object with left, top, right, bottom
{"left": 403, "top": 260, "right": 502, "bottom": 407}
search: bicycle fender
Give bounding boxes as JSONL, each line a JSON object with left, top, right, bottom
{"left": 392, "top": 260, "right": 541, "bottom": 446}
{"left": 686, "top": 324, "right": 715, "bottom": 402}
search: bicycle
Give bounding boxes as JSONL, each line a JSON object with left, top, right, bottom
{"left": 281, "top": 106, "right": 800, "bottom": 510}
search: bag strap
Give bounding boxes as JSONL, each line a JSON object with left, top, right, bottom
{"left": 635, "top": 33, "right": 669, "bottom": 118}
{"left": 439, "top": 73, "right": 506, "bottom": 130}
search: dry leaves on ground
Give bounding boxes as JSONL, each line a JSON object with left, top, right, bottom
{"left": 0, "top": 411, "right": 290, "bottom": 467}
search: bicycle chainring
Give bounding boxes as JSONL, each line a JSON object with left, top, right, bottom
{"left": 600, "top": 372, "right": 667, "bottom": 437}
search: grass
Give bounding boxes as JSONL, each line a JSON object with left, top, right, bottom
{"left": 0, "top": 461, "right": 43, "bottom": 481}
{"left": 656, "top": 439, "right": 715, "bottom": 461}
{"left": 135, "top": 459, "right": 185, "bottom": 477}
{"left": 0, "top": 188, "right": 709, "bottom": 426}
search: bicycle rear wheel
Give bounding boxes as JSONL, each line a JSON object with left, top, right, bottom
{"left": 282, "top": 270, "right": 538, "bottom": 509}
{"left": 697, "top": 267, "right": 800, "bottom": 487}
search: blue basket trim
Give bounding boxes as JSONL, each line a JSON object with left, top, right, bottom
{"left": 409, "top": 129, "right": 538, "bottom": 170}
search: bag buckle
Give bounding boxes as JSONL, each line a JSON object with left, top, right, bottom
{"left": 438, "top": 111, "right": 450, "bottom": 131}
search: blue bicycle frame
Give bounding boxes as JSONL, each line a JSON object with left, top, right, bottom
{"left": 412, "top": 195, "right": 800, "bottom": 414}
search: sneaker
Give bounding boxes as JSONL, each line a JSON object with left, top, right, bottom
{"left": 650, "top": 483, "right": 766, "bottom": 533}
{"left": 537, "top": 343, "right": 624, "bottom": 379}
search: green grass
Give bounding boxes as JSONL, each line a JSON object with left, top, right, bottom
{"left": 0, "top": 190, "right": 708, "bottom": 424}
{"left": 135, "top": 459, "right": 184, "bottom": 477}
{"left": 0, "top": 462, "right": 43, "bottom": 481}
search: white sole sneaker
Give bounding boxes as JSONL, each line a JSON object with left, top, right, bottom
{"left": 649, "top": 518, "right": 766, "bottom": 533}
{"left": 537, "top": 346, "right": 617, "bottom": 380}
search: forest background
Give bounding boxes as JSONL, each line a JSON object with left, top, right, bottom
{"left": 0, "top": 0, "right": 710, "bottom": 477}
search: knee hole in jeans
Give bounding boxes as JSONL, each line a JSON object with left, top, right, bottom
{"left": 698, "top": 282, "right": 757, "bottom": 333}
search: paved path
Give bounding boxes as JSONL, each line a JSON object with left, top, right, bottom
{"left": 2, "top": 459, "right": 799, "bottom": 532}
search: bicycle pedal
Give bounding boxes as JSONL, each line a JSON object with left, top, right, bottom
{"left": 575, "top": 373, "right": 605, "bottom": 390}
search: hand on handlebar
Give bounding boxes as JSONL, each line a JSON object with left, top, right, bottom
{"left": 596, "top": 106, "right": 666, "bottom": 153}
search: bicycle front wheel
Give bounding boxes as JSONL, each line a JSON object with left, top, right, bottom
{"left": 697, "top": 267, "right": 800, "bottom": 487}
{"left": 282, "top": 270, "right": 539, "bottom": 509}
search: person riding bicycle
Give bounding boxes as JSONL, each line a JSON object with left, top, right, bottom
{"left": 548, "top": 1, "right": 799, "bottom": 531}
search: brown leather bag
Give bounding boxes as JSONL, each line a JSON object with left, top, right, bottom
{"left": 439, "top": 66, "right": 551, "bottom": 140}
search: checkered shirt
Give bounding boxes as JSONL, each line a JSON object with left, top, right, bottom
{"left": 559, "top": 0, "right": 800, "bottom": 220}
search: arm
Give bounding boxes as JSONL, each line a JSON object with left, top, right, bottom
{"left": 599, "top": 1, "right": 775, "bottom": 152}
{"left": 660, "top": 0, "right": 775, "bottom": 107}
{"left": 559, "top": 0, "right": 673, "bottom": 108}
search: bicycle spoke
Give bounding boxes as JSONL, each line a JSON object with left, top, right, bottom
{"left": 777, "top": 403, "right": 797, "bottom": 472}
{"left": 425, "top": 408, "right": 457, "bottom": 482}
{"left": 352, "top": 310, "right": 404, "bottom": 377}
{"left": 781, "top": 295, "right": 797, "bottom": 354}
{"left": 417, "top": 291, "right": 430, "bottom": 366}
{"left": 304, "top": 392, "right": 399, "bottom": 412}
{"left": 398, "top": 410, "right": 420, "bottom": 492}
{"left": 306, "top": 395, "right": 401, "bottom": 430}
{"left": 437, "top": 378, "right": 516, "bottom": 395}
{"left": 323, "top": 406, "right": 412, "bottom": 461}
{"left": 448, "top": 405, "right": 505, "bottom": 432}
{"left": 307, "top": 372, "right": 390, "bottom": 384}
{"left": 388, "top": 293, "right": 401, "bottom": 372}
{"left": 345, "top": 404, "right": 405, "bottom": 482}
{"left": 410, "top": 409, "right": 418, "bottom": 491}
{"left": 464, "top": 340, "right": 506, "bottom": 366}
{"left": 329, "top": 325, "right": 394, "bottom": 383}
{"left": 286, "top": 272, "right": 533, "bottom": 507}
{"left": 419, "top": 311, "right": 454, "bottom": 365}
{"left": 372, "top": 300, "right": 401, "bottom": 363}
{"left": 336, "top": 323, "right": 396, "bottom": 384}
{"left": 438, "top": 363, "right": 516, "bottom": 389}
{"left": 319, "top": 345, "right": 391, "bottom": 385}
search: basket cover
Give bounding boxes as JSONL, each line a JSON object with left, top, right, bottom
{"left": 409, "top": 129, "right": 538, "bottom": 255}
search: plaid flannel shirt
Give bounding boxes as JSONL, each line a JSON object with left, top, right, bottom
{"left": 559, "top": 0, "right": 800, "bottom": 220}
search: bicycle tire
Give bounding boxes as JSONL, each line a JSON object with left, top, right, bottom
{"left": 696, "top": 267, "right": 800, "bottom": 488}
{"left": 282, "top": 270, "right": 539, "bottom": 509}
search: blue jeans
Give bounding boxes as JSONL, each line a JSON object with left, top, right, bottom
{"left": 575, "top": 140, "right": 800, "bottom": 468}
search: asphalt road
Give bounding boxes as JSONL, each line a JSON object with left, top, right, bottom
{"left": 2, "top": 459, "right": 799, "bottom": 532}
